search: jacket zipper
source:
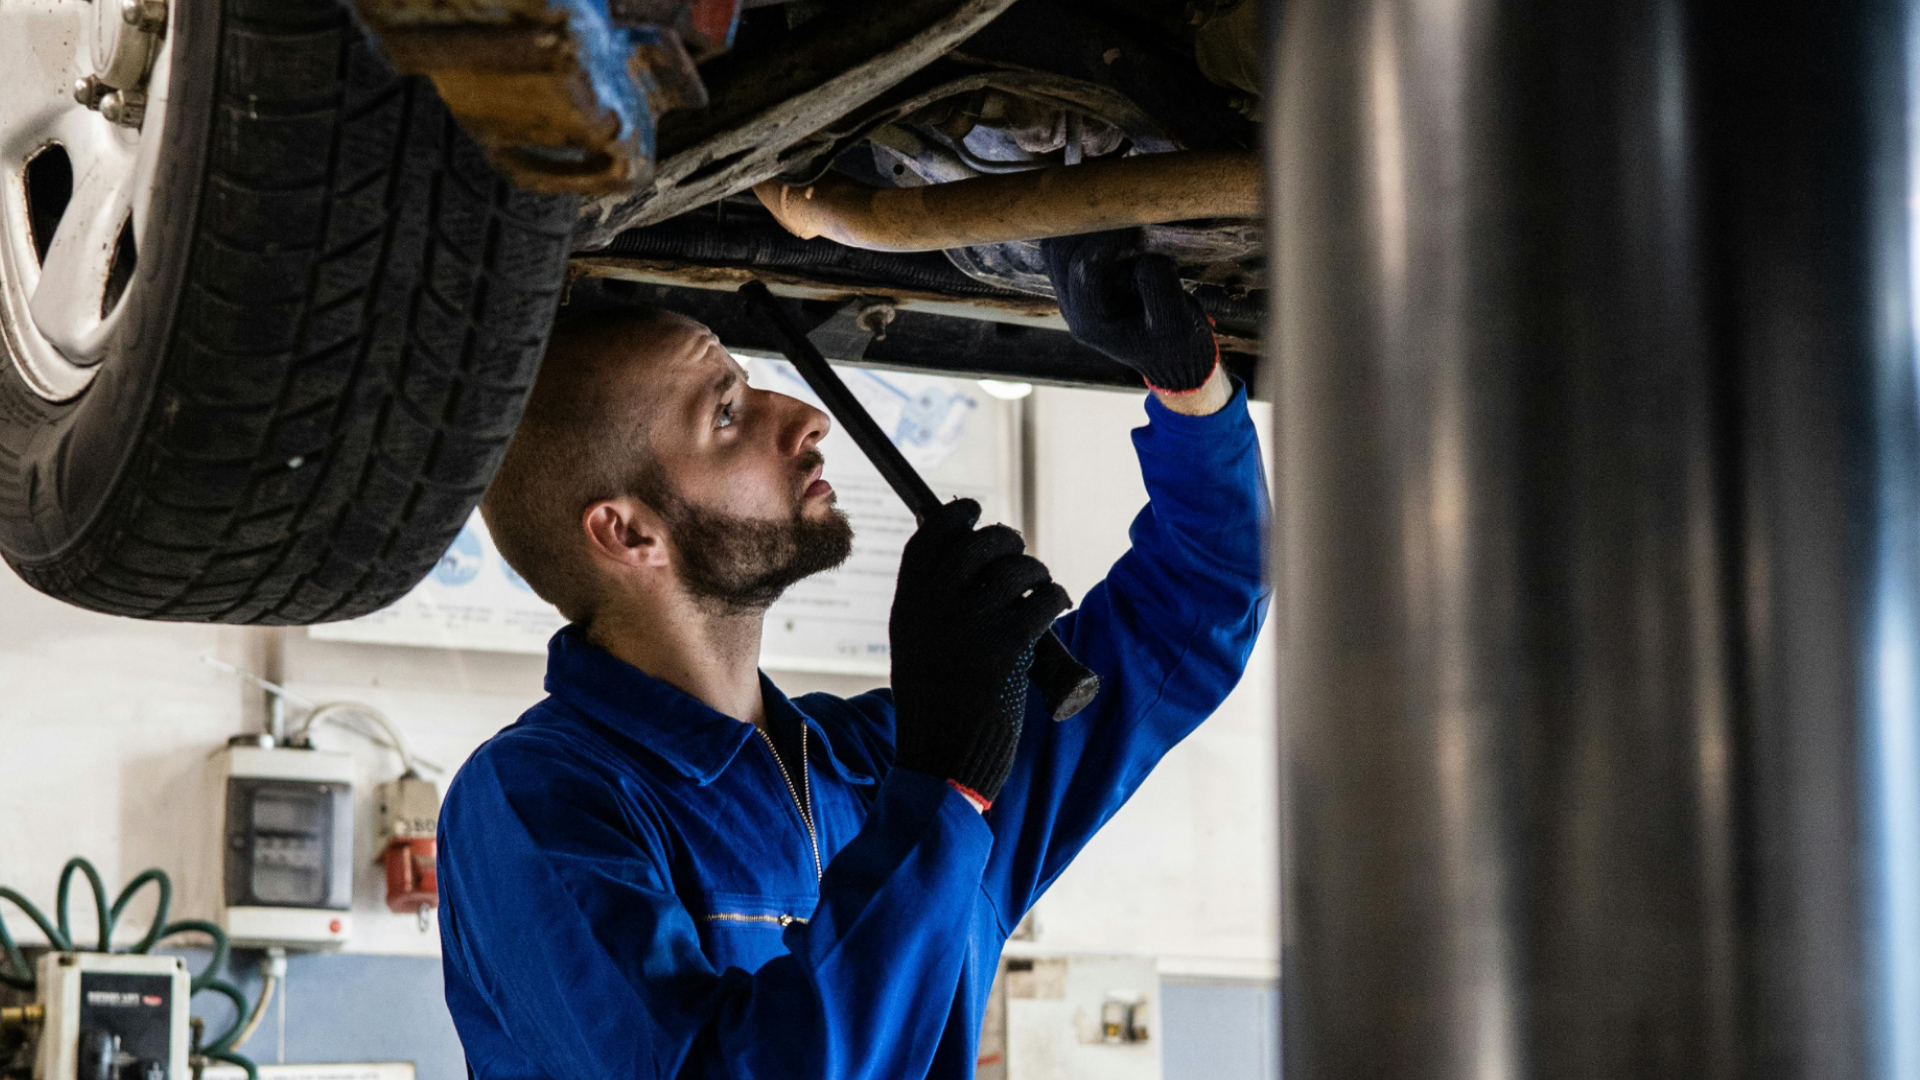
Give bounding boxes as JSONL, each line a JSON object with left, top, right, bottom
{"left": 703, "top": 912, "right": 809, "bottom": 927}
{"left": 757, "top": 725, "right": 823, "bottom": 881}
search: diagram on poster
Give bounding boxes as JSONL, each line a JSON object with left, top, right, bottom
{"left": 310, "top": 356, "right": 1017, "bottom": 675}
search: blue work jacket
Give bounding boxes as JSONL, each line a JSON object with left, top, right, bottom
{"left": 437, "top": 383, "right": 1270, "bottom": 1080}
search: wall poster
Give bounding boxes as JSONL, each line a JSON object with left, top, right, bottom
{"left": 310, "top": 355, "right": 1019, "bottom": 676}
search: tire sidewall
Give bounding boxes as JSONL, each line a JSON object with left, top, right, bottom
{"left": 0, "top": 0, "right": 219, "bottom": 565}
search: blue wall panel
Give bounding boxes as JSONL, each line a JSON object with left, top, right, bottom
{"left": 1160, "top": 980, "right": 1280, "bottom": 1080}
{"left": 190, "top": 953, "right": 1277, "bottom": 1080}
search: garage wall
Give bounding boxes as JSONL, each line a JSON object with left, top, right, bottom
{"left": 1023, "top": 385, "right": 1280, "bottom": 983}
{"left": 0, "top": 382, "right": 1277, "bottom": 1078}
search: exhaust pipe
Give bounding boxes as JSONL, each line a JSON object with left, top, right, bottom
{"left": 753, "top": 150, "right": 1260, "bottom": 252}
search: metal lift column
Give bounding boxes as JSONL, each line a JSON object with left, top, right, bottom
{"left": 1271, "top": 1, "right": 1920, "bottom": 1077}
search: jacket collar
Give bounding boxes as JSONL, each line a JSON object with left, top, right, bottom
{"left": 541, "top": 624, "right": 868, "bottom": 787}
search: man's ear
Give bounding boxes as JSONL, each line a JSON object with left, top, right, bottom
{"left": 582, "top": 496, "right": 672, "bottom": 570}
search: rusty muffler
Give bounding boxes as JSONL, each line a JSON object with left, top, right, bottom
{"left": 753, "top": 150, "right": 1260, "bottom": 252}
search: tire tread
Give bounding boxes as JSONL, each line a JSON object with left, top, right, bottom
{"left": 7, "top": 0, "right": 575, "bottom": 622}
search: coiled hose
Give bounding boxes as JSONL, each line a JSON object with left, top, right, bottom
{"left": 0, "top": 859, "right": 259, "bottom": 1080}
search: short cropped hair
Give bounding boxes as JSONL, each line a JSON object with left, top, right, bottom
{"left": 481, "top": 306, "right": 682, "bottom": 624}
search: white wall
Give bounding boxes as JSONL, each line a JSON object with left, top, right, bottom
{"left": 0, "top": 570, "right": 541, "bottom": 955}
{"left": 0, "top": 384, "right": 1277, "bottom": 977}
{"left": 1021, "top": 386, "right": 1279, "bottom": 980}
{"left": 0, "top": 580, "right": 242, "bottom": 945}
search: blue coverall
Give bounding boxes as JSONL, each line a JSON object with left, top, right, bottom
{"left": 437, "top": 382, "right": 1270, "bottom": 1080}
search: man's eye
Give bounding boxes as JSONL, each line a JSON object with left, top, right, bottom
{"left": 717, "top": 400, "right": 736, "bottom": 429}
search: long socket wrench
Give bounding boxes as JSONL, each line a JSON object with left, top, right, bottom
{"left": 738, "top": 281, "right": 1101, "bottom": 721}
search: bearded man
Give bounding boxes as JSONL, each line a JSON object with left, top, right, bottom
{"left": 435, "top": 232, "right": 1270, "bottom": 1080}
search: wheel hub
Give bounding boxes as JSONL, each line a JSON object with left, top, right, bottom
{"left": 95, "top": 0, "right": 166, "bottom": 89}
{"left": 0, "top": 0, "right": 172, "bottom": 401}
{"left": 83, "top": 0, "right": 167, "bottom": 129}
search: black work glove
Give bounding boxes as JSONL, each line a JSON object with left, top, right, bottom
{"left": 1041, "top": 229, "right": 1219, "bottom": 393}
{"left": 889, "top": 499, "right": 1072, "bottom": 806}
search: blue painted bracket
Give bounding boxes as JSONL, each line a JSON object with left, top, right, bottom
{"left": 352, "top": 0, "right": 742, "bottom": 193}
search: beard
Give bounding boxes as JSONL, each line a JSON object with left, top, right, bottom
{"left": 643, "top": 453, "right": 854, "bottom": 613}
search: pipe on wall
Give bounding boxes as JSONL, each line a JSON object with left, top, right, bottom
{"left": 1272, "top": 0, "right": 1920, "bottom": 1077}
{"left": 753, "top": 150, "right": 1259, "bottom": 252}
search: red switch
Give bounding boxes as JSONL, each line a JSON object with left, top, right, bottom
{"left": 376, "top": 775, "right": 441, "bottom": 917}
{"left": 382, "top": 837, "right": 438, "bottom": 914}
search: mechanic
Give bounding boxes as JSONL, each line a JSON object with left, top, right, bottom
{"left": 435, "top": 230, "right": 1270, "bottom": 1080}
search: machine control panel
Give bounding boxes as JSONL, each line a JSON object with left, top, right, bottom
{"left": 34, "top": 954, "right": 188, "bottom": 1080}
{"left": 76, "top": 972, "right": 172, "bottom": 1080}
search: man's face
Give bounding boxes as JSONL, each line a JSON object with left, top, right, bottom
{"left": 632, "top": 318, "right": 854, "bottom": 611}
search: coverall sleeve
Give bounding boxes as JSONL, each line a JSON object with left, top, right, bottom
{"left": 982, "top": 379, "right": 1271, "bottom": 927}
{"left": 437, "top": 737, "right": 992, "bottom": 1080}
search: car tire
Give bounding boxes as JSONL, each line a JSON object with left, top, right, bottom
{"left": 0, "top": 0, "right": 577, "bottom": 623}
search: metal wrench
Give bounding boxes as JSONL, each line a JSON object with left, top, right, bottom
{"left": 738, "top": 281, "right": 1101, "bottom": 721}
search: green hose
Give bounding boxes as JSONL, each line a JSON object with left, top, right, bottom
{"left": 0, "top": 859, "right": 259, "bottom": 1078}
{"left": 55, "top": 859, "right": 109, "bottom": 953}
{"left": 156, "top": 920, "right": 230, "bottom": 994}
{"left": 207, "top": 1048, "right": 262, "bottom": 1080}
{"left": 189, "top": 975, "right": 252, "bottom": 1054}
{"left": 111, "top": 869, "right": 173, "bottom": 956}
{"left": 0, "top": 886, "right": 68, "bottom": 988}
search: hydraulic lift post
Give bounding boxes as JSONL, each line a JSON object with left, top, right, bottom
{"left": 1272, "top": 1, "right": 1920, "bottom": 1077}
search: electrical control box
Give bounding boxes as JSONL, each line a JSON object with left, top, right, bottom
{"left": 34, "top": 952, "right": 189, "bottom": 1080}
{"left": 215, "top": 743, "right": 354, "bottom": 949}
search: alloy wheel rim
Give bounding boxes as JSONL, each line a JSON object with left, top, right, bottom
{"left": 0, "top": 0, "right": 172, "bottom": 403}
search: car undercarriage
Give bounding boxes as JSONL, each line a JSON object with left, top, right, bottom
{"left": 0, "top": 0, "right": 1261, "bottom": 621}
{"left": 568, "top": 0, "right": 1265, "bottom": 385}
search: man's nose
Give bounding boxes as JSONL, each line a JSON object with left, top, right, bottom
{"left": 774, "top": 392, "right": 830, "bottom": 454}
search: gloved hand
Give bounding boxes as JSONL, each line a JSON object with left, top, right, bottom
{"left": 1041, "top": 229, "right": 1219, "bottom": 393}
{"left": 889, "top": 498, "right": 1072, "bottom": 807}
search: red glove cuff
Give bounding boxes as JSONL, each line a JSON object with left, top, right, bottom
{"left": 947, "top": 779, "right": 992, "bottom": 813}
